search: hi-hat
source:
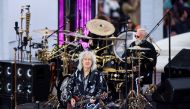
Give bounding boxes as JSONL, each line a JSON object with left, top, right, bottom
{"left": 33, "top": 27, "right": 55, "bottom": 36}
{"left": 128, "top": 46, "right": 150, "bottom": 50}
{"left": 86, "top": 19, "right": 115, "bottom": 36}
{"left": 92, "top": 36, "right": 125, "bottom": 40}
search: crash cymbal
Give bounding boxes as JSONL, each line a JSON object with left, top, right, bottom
{"left": 33, "top": 27, "right": 54, "bottom": 36}
{"left": 128, "top": 46, "right": 150, "bottom": 50}
{"left": 86, "top": 19, "right": 115, "bottom": 36}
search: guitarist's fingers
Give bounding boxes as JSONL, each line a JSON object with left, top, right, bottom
{"left": 71, "top": 98, "right": 76, "bottom": 107}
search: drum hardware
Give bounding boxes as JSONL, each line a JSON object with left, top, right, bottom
{"left": 144, "top": 67, "right": 157, "bottom": 95}
{"left": 128, "top": 46, "right": 151, "bottom": 51}
{"left": 127, "top": 53, "right": 137, "bottom": 109}
{"left": 126, "top": 51, "right": 153, "bottom": 109}
{"left": 62, "top": 30, "right": 92, "bottom": 40}
{"left": 37, "top": 50, "right": 51, "bottom": 62}
{"left": 94, "top": 44, "right": 113, "bottom": 54}
{"left": 135, "top": 51, "right": 152, "bottom": 109}
{"left": 43, "top": 94, "right": 60, "bottom": 109}
{"left": 47, "top": 45, "right": 67, "bottom": 60}
{"left": 60, "top": 52, "right": 71, "bottom": 76}
{"left": 86, "top": 19, "right": 115, "bottom": 36}
{"left": 91, "top": 36, "right": 125, "bottom": 41}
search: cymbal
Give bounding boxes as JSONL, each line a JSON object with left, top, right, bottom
{"left": 67, "top": 32, "right": 92, "bottom": 39}
{"left": 33, "top": 27, "right": 55, "bottom": 36}
{"left": 128, "top": 46, "right": 150, "bottom": 50}
{"left": 86, "top": 19, "right": 115, "bottom": 36}
{"left": 92, "top": 36, "right": 125, "bottom": 40}
{"left": 103, "top": 67, "right": 117, "bottom": 72}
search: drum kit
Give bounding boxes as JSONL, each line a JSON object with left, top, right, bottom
{"left": 31, "top": 19, "right": 156, "bottom": 109}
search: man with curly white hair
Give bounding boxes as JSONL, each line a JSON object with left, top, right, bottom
{"left": 61, "top": 50, "right": 108, "bottom": 109}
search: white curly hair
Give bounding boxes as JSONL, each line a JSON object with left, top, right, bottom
{"left": 77, "top": 50, "right": 97, "bottom": 71}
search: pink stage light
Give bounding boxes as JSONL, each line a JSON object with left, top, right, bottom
{"left": 58, "top": 0, "right": 64, "bottom": 45}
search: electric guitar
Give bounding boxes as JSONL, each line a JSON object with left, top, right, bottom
{"left": 67, "top": 92, "right": 107, "bottom": 109}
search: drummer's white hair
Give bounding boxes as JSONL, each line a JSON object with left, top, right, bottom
{"left": 77, "top": 50, "right": 97, "bottom": 71}
{"left": 136, "top": 28, "right": 148, "bottom": 37}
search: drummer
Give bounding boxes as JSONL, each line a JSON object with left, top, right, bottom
{"left": 129, "top": 28, "right": 157, "bottom": 85}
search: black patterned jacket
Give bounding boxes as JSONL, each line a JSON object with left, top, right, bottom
{"left": 61, "top": 69, "right": 108, "bottom": 103}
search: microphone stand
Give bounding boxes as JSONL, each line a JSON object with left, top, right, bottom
{"left": 121, "top": 19, "right": 129, "bottom": 109}
{"left": 167, "top": 12, "right": 171, "bottom": 78}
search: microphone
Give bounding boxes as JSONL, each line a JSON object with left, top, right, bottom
{"left": 14, "top": 21, "right": 19, "bottom": 35}
{"left": 23, "top": 36, "right": 28, "bottom": 46}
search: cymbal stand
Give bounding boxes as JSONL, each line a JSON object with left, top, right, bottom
{"left": 144, "top": 67, "right": 157, "bottom": 95}
{"left": 61, "top": 46, "right": 69, "bottom": 76}
{"left": 127, "top": 53, "right": 137, "bottom": 109}
{"left": 140, "top": 55, "right": 157, "bottom": 95}
{"left": 135, "top": 51, "right": 153, "bottom": 109}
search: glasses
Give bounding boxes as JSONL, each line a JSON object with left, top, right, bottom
{"left": 135, "top": 35, "right": 140, "bottom": 38}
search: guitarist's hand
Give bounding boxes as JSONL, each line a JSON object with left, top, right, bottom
{"left": 70, "top": 98, "right": 76, "bottom": 107}
{"left": 100, "top": 92, "right": 108, "bottom": 100}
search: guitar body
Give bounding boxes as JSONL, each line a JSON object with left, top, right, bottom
{"left": 66, "top": 96, "right": 85, "bottom": 109}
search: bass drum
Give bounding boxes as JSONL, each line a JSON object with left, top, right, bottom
{"left": 113, "top": 31, "right": 136, "bottom": 62}
{"left": 57, "top": 74, "right": 71, "bottom": 108}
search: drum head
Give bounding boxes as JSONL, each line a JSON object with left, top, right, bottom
{"left": 113, "top": 31, "right": 136, "bottom": 62}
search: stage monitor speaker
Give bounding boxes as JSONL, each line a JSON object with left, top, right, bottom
{"left": 0, "top": 60, "right": 50, "bottom": 106}
{"left": 163, "top": 49, "right": 190, "bottom": 81}
{"left": 164, "top": 77, "right": 190, "bottom": 103}
{"left": 153, "top": 77, "right": 190, "bottom": 104}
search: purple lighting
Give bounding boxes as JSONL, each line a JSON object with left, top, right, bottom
{"left": 58, "top": 0, "right": 64, "bottom": 45}
{"left": 76, "top": 0, "right": 92, "bottom": 35}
